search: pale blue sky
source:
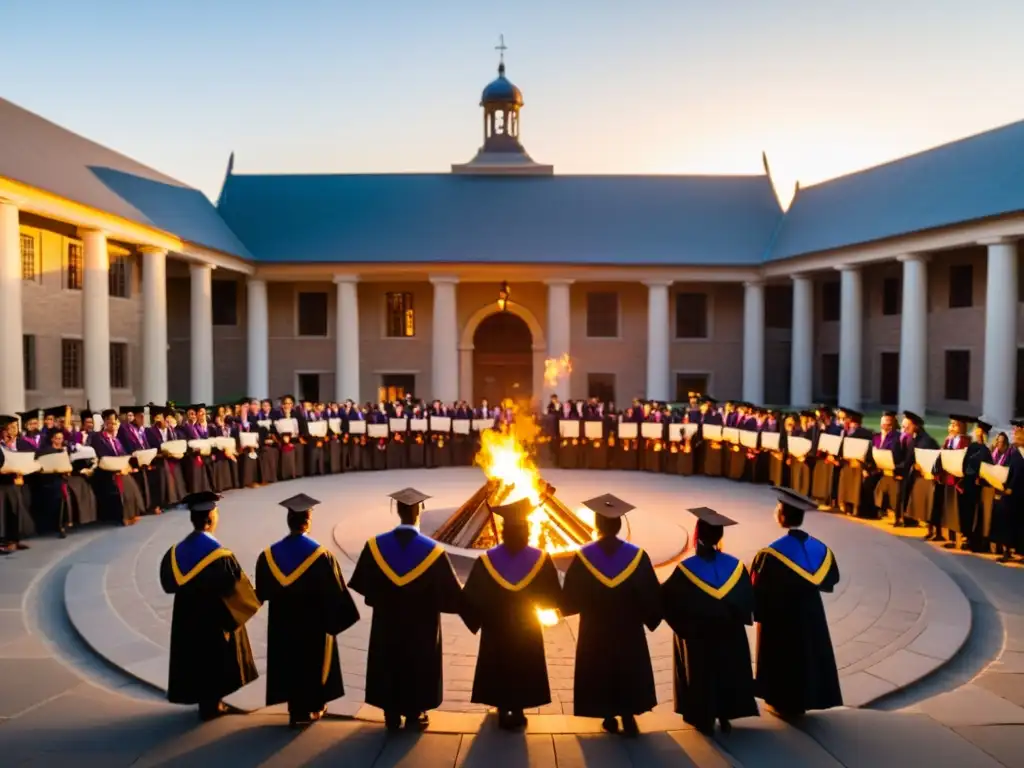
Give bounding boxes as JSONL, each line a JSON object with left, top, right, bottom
{"left": 2, "top": 0, "right": 1021, "bottom": 205}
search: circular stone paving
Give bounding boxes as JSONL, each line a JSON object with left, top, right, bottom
{"left": 62, "top": 467, "right": 972, "bottom": 723}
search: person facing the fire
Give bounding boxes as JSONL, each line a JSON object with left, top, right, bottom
{"left": 348, "top": 487, "right": 463, "bottom": 732}
{"left": 460, "top": 496, "right": 562, "bottom": 730}
{"left": 661, "top": 506, "right": 758, "bottom": 734}
{"left": 560, "top": 494, "right": 661, "bottom": 736}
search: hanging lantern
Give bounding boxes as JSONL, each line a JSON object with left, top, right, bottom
{"left": 497, "top": 281, "right": 511, "bottom": 311}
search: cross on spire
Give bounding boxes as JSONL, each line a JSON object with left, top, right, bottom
{"left": 495, "top": 34, "right": 507, "bottom": 66}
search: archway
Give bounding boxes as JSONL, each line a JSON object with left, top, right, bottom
{"left": 472, "top": 312, "right": 533, "bottom": 405}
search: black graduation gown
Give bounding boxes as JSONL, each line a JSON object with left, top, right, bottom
{"left": 255, "top": 535, "right": 361, "bottom": 711}
{"left": 257, "top": 425, "right": 280, "bottom": 484}
{"left": 304, "top": 421, "right": 327, "bottom": 477}
{"left": 557, "top": 416, "right": 582, "bottom": 469}
{"left": 583, "top": 419, "right": 607, "bottom": 470}
{"left": 461, "top": 544, "right": 562, "bottom": 709}
{"left": 427, "top": 423, "right": 452, "bottom": 468}
{"left": 836, "top": 427, "right": 873, "bottom": 514}
{"left": 159, "top": 533, "right": 259, "bottom": 704}
{"left": 990, "top": 449, "right": 1024, "bottom": 550}
{"left": 701, "top": 429, "right": 723, "bottom": 477}
{"left": 344, "top": 428, "right": 365, "bottom": 472}
{"left": 67, "top": 466, "right": 98, "bottom": 527}
{"left": 92, "top": 452, "right": 144, "bottom": 525}
{"left": 278, "top": 433, "right": 301, "bottom": 481}
{"left": 903, "top": 434, "right": 940, "bottom": 524}
{"left": 560, "top": 540, "right": 661, "bottom": 718}
{"left": 348, "top": 528, "right": 462, "bottom": 714}
{"left": 386, "top": 418, "right": 409, "bottom": 470}
{"left": 751, "top": 530, "right": 842, "bottom": 714}
{"left": 407, "top": 427, "right": 427, "bottom": 468}
{"left": 662, "top": 550, "right": 759, "bottom": 730}
{"left": 958, "top": 443, "right": 989, "bottom": 540}
{"left": 236, "top": 431, "right": 261, "bottom": 488}
{"left": 0, "top": 460, "right": 34, "bottom": 543}
{"left": 642, "top": 422, "right": 665, "bottom": 473}
{"left": 30, "top": 447, "right": 70, "bottom": 534}
{"left": 614, "top": 423, "right": 640, "bottom": 471}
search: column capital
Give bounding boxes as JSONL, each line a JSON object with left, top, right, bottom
{"left": 189, "top": 260, "right": 215, "bottom": 272}
{"left": 429, "top": 275, "right": 460, "bottom": 285}
{"left": 0, "top": 197, "right": 16, "bottom": 208}
{"left": 544, "top": 278, "right": 575, "bottom": 286}
{"left": 138, "top": 245, "right": 167, "bottom": 257}
{"left": 790, "top": 272, "right": 813, "bottom": 282}
{"left": 642, "top": 278, "right": 674, "bottom": 288}
{"left": 333, "top": 273, "right": 359, "bottom": 285}
{"left": 743, "top": 279, "right": 765, "bottom": 289}
{"left": 978, "top": 236, "right": 1018, "bottom": 247}
{"left": 834, "top": 263, "right": 861, "bottom": 273}
{"left": 897, "top": 252, "right": 930, "bottom": 264}
{"left": 247, "top": 276, "right": 267, "bottom": 285}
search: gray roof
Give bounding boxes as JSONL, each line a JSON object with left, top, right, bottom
{"left": 0, "top": 98, "right": 251, "bottom": 259}
{"left": 217, "top": 172, "right": 783, "bottom": 265}
{"left": 770, "top": 118, "right": 1024, "bottom": 260}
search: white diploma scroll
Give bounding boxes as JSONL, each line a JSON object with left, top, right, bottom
{"left": 559, "top": 420, "right": 581, "bottom": 439}
{"left": 328, "top": 418, "right": 342, "bottom": 435}
{"left": 71, "top": 445, "right": 97, "bottom": 461}
{"left": 668, "top": 424, "right": 684, "bottom": 442}
{"left": 722, "top": 427, "right": 740, "bottom": 444}
{"left": 410, "top": 418, "right": 428, "bottom": 432}
{"left": 786, "top": 436, "right": 813, "bottom": 458}
{"left": 0, "top": 451, "right": 40, "bottom": 475}
{"left": 682, "top": 423, "right": 699, "bottom": 440}
{"left": 274, "top": 418, "right": 298, "bottom": 435}
{"left": 307, "top": 421, "right": 328, "bottom": 438}
{"left": 160, "top": 440, "right": 188, "bottom": 458}
{"left": 133, "top": 448, "right": 158, "bottom": 466}
{"left": 739, "top": 430, "right": 759, "bottom": 449}
{"left": 585, "top": 421, "right": 604, "bottom": 440}
{"left": 760, "top": 431, "right": 781, "bottom": 451}
{"left": 641, "top": 422, "right": 664, "bottom": 440}
{"left": 841, "top": 437, "right": 871, "bottom": 462}
{"left": 617, "top": 422, "right": 638, "bottom": 440}
{"left": 702, "top": 424, "right": 723, "bottom": 441}
{"left": 940, "top": 448, "right": 967, "bottom": 478}
{"left": 871, "top": 447, "right": 895, "bottom": 472}
{"left": 212, "top": 437, "right": 236, "bottom": 455}
{"left": 188, "top": 439, "right": 213, "bottom": 456}
{"left": 430, "top": 416, "right": 451, "bottom": 432}
{"left": 98, "top": 455, "right": 131, "bottom": 472}
{"left": 256, "top": 419, "right": 272, "bottom": 430}
{"left": 389, "top": 418, "right": 408, "bottom": 433}
{"left": 368, "top": 424, "right": 389, "bottom": 439}
{"left": 37, "top": 452, "right": 72, "bottom": 474}
{"left": 347, "top": 420, "right": 367, "bottom": 435}
{"left": 914, "top": 447, "right": 941, "bottom": 479}
{"left": 980, "top": 462, "right": 1010, "bottom": 491}
{"left": 239, "top": 432, "right": 260, "bottom": 449}
{"left": 472, "top": 419, "right": 493, "bottom": 432}
{"left": 817, "top": 433, "right": 843, "bottom": 456}
{"left": 452, "top": 419, "right": 471, "bottom": 435}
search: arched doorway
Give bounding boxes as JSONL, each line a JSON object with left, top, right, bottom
{"left": 473, "top": 312, "right": 533, "bottom": 404}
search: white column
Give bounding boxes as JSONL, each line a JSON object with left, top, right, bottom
{"left": 430, "top": 276, "right": 459, "bottom": 403}
{"left": 545, "top": 279, "right": 573, "bottom": 399}
{"left": 0, "top": 201, "right": 24, "bottom": 414}
{"left": 743, "top": 280, "right": 766, "bottom": 404}
{"left": 898, "top": 254, "right": 929, "bottom": 416}
{"left": 189, "top": 262, "right": 214, "bottom": 404}
{"left": 334, "top": 275, "right": 360, "bottom": 402}
{"left": 246, "top": 279, "right": 269, "bottom": 400}
{"left": 982, "top": 238, "right": 1019, "bottom": 424}
{"left": 82, "top": 229, "right": 111, "bottom": 409}
{"left": 644, "top": 280, "right": 672, "bottom": 401}
{"left": 837, "top": 265, "right": 863, "bottom": 408}
{"left": 790, "top": 274, "right": 813, "bottom": 406}
{"left": 140, "top": 248, "right": 168, "bottom": 405}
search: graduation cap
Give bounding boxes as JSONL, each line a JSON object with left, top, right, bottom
{"left": 775, "top": 487, "right": 817, "bottom": 512}
{"left": 182, "top": 490, "right": 221, "bottom": 513}
{"left": 581, "top": 494, "right": 636, "bottom": 519}
{"left": 118, "top": 405, "right": 136, "bottom": 416}
{"left": 882, "top": 410, "right": 897, "bottom": 418}
{"left": 149, "top": 405, "right": 168, "bottom": 419}
{"left": 487, "top": 496, "right": 536, "bottom": 526}
{"left": 701, "top": 396, "right": 718, "bottom": 406}
{"left": 845, "top": 409, "right": 864, "bottom": 423}
{"left": 799, "top": 410, "right": 817, "bottom": 419}
{"left": 1010, "top": 419, "right": 1024, "bottom": 429}
{"left": 0, "top": 414, "right": 17, "bottom": 429}
{"left": 43, "top": 405, "right": 69, "bottom": 420}
{"left": 18, "top": 409, "right": 39, "bottom": 425}
{"left": 279, "top": 493, "right": 320, "bottom": 513}
{"left": 687, "top": 507, "right": 737, "bottom": 528}
{"left": 101, "top": 408, "right": 117, "bottom": 420}
{"left": 186, "top": 403, "right": 206, "bottom": 412}
{"left": 977, "top": 418, "right": 994, "bottom": 433}
{"left": 903, "top": 410, "right": 925, "bottom": 428}
{"left": 949, "top": 414, "right": 974, "bottom": 424}
{"left": 389, "top": 488, "right": 431, "bottom": 508}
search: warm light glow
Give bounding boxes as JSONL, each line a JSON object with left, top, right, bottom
{"left": 544, "top": 354, "right": 572, "bottom": 388}
{"left": 536, "top": 608, "right": 560, "bottom": 627}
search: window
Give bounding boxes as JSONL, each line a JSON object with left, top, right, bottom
{"left": 944, "top": 350, "right": 970, "bottom": 401}
{"left": 20, "top": 234, "right": 37, "bottom": 281}
{"left": 66, "top": 243, "right": 84, "bottom": 290}
{"left": 385, "top": 292, "right": 415, "bottom": 337}
{"left": 297, "top": 291, "right": 328, "bottom": 336}
{"left": 587, "top": 373, "right": 616, "bottom": 404}
{"left": 298, "top": 373, "right": 321, "bottom": 403}
{"left": 585, "top": 292, "right": 618, "bottom": 338}
{"left": 110, "top": 342, "right": 128, "bottom": 389}
{"left": 22, "top": 335, "right": 36, "bottom": 390}
{"left": 212, "top": 280, "right": 238, "bottom": 326}
{"left": 820, "top": 353, "right": 839, "bottom": 400}
{"left": 822, "top": 282, "right": 840, "bottom": 321}
{"left": 948, "top": 265, "right": 973, "bottom": 308}
{"left": 880, "top": 352, "right": 899, "bottom": 406}
{"left": 379, "top": 373, "right": 415, "bottom": 403}
{"left": 108, "top": 256, "right": 130, "bottom": 298}
{"left": 675, "top": 374, "right": 709, "bottom": 403}
{"left": 61, "top": 339, "right": 83, "bottom": 389}
{"left": 882, "top": 277, "right": 901, "bottom": 316}
{"left": 674, "top": 293, "right": 708, "bottom": 339}
{"left": 765, "top": 285, "right": 792, "bottom": 329}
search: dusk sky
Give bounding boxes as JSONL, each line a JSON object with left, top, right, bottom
{"left": 2, "top": 1, "right": 1022, "bottom": 206}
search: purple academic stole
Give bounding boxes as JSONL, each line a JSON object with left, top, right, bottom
{"left": 577, "top": 540, "right": 642, "bottom": 585}
{"left": 483, "top": 545, "right": 543, "bottom": 589}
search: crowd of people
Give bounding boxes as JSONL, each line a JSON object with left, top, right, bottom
{"left": 1, "top": 392, "right": 1022, "bottom": 565}
{"left": 164, "top": 485, "right": 841, "bottom": 733}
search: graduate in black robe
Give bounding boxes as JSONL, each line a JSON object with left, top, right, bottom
{"left": 0, "top": 415, "right": 37, "bottom": 553}
{"left": 349, "top": 488, "right": 462, "bottom": 731}
{"left": 662, "top": 507, "right": 758, "bottom": 734}
{"left": 386, "top": 410, "right": 409, "bottom": 470}
{"left": 255, "top": 494, "right": 361, "bottom": 727}
{"left": 255, "top": 402, "right": 280, "bottom": 483}
{"left": 93, "top": 410, "right": 144, "bottom": 525}
{"left": 460, "top": 497, "right": 562, "bottom": 730}
{"left": 159, "top": 492, "right": 259, "bottom": 720}
{"left": 426, "top": 405, "right": 451, "bottom": 468}
{"left": 751, "top": 488, "right": 842, "bottom": 716}
{"left": 991, "top": 420, "right": 1024, "bottom": 562}
{"left": 32, "top": 430, "right": 73, "bottom": 537}
{"left": 959, "top": 420, "right": 993, "bottom": 552}
{"left": 560, "top": 494, "right": 660, "bottom": 736}
{"left": 835, "top": 410, "right": 873, "bottom": 516}
{"left": 898, "top": 411, "right": 940, "bottom": 527}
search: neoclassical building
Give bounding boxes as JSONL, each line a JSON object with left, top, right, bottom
{"left": 1, "top": 59, "right": 1023, "bottom": 423}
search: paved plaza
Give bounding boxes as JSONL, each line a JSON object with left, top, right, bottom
{"left": 1, "top": 468, "right": 1024, "bottom": 766}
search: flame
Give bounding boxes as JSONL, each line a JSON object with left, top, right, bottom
{"left": 544, "top": 354, "right": 572, "bottom": 388}
{"left": 536, "top": 609, "right": 560, "bottom": 627}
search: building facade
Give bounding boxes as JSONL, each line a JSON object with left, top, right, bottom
{"left": 2, "top": 61, "right": 1023, "bottom": 423}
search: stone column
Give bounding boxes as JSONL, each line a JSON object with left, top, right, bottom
{"left": 790, "top": 274, "right": 814, "bottom": 407}
{"left": 644, "top": 279, "right": 672, "bottom": 401}
{"left": 334, "top": 275, "right": 360, "bottom": 402}
{"left": 743, "top": 280, "right": 765, "bottom": 404}
{"left": 82, "top": 229, "right": 111, "bottom": 409}
{"left": 189, "top": 262, "right": 214, "bottom": 404}
{"left": 0, "top": 201, "right": 24, "bottom": 414}
{"left": 837, "top": 265, "right": 863, "bottom": 409}
{"left": 246, "top": 279, "right": 269, "bottom": 400}
{"left": 982, "top": 238, "right": 1019, "bottom": 424}
{"left": 430, "top": 276, "right": 459, "bottom": 403}
{"left": 898, "top": 254, "right": 929, "bottom": 416}
{"left": 545, "top": 279, "right": 573, "bottom": 400}
{"left": 140, "top": 247, "right": 168, "bottom": 405}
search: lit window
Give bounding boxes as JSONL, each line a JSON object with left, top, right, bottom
{"left": 385, "top": 292, "right": 415, "bottom": 337}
